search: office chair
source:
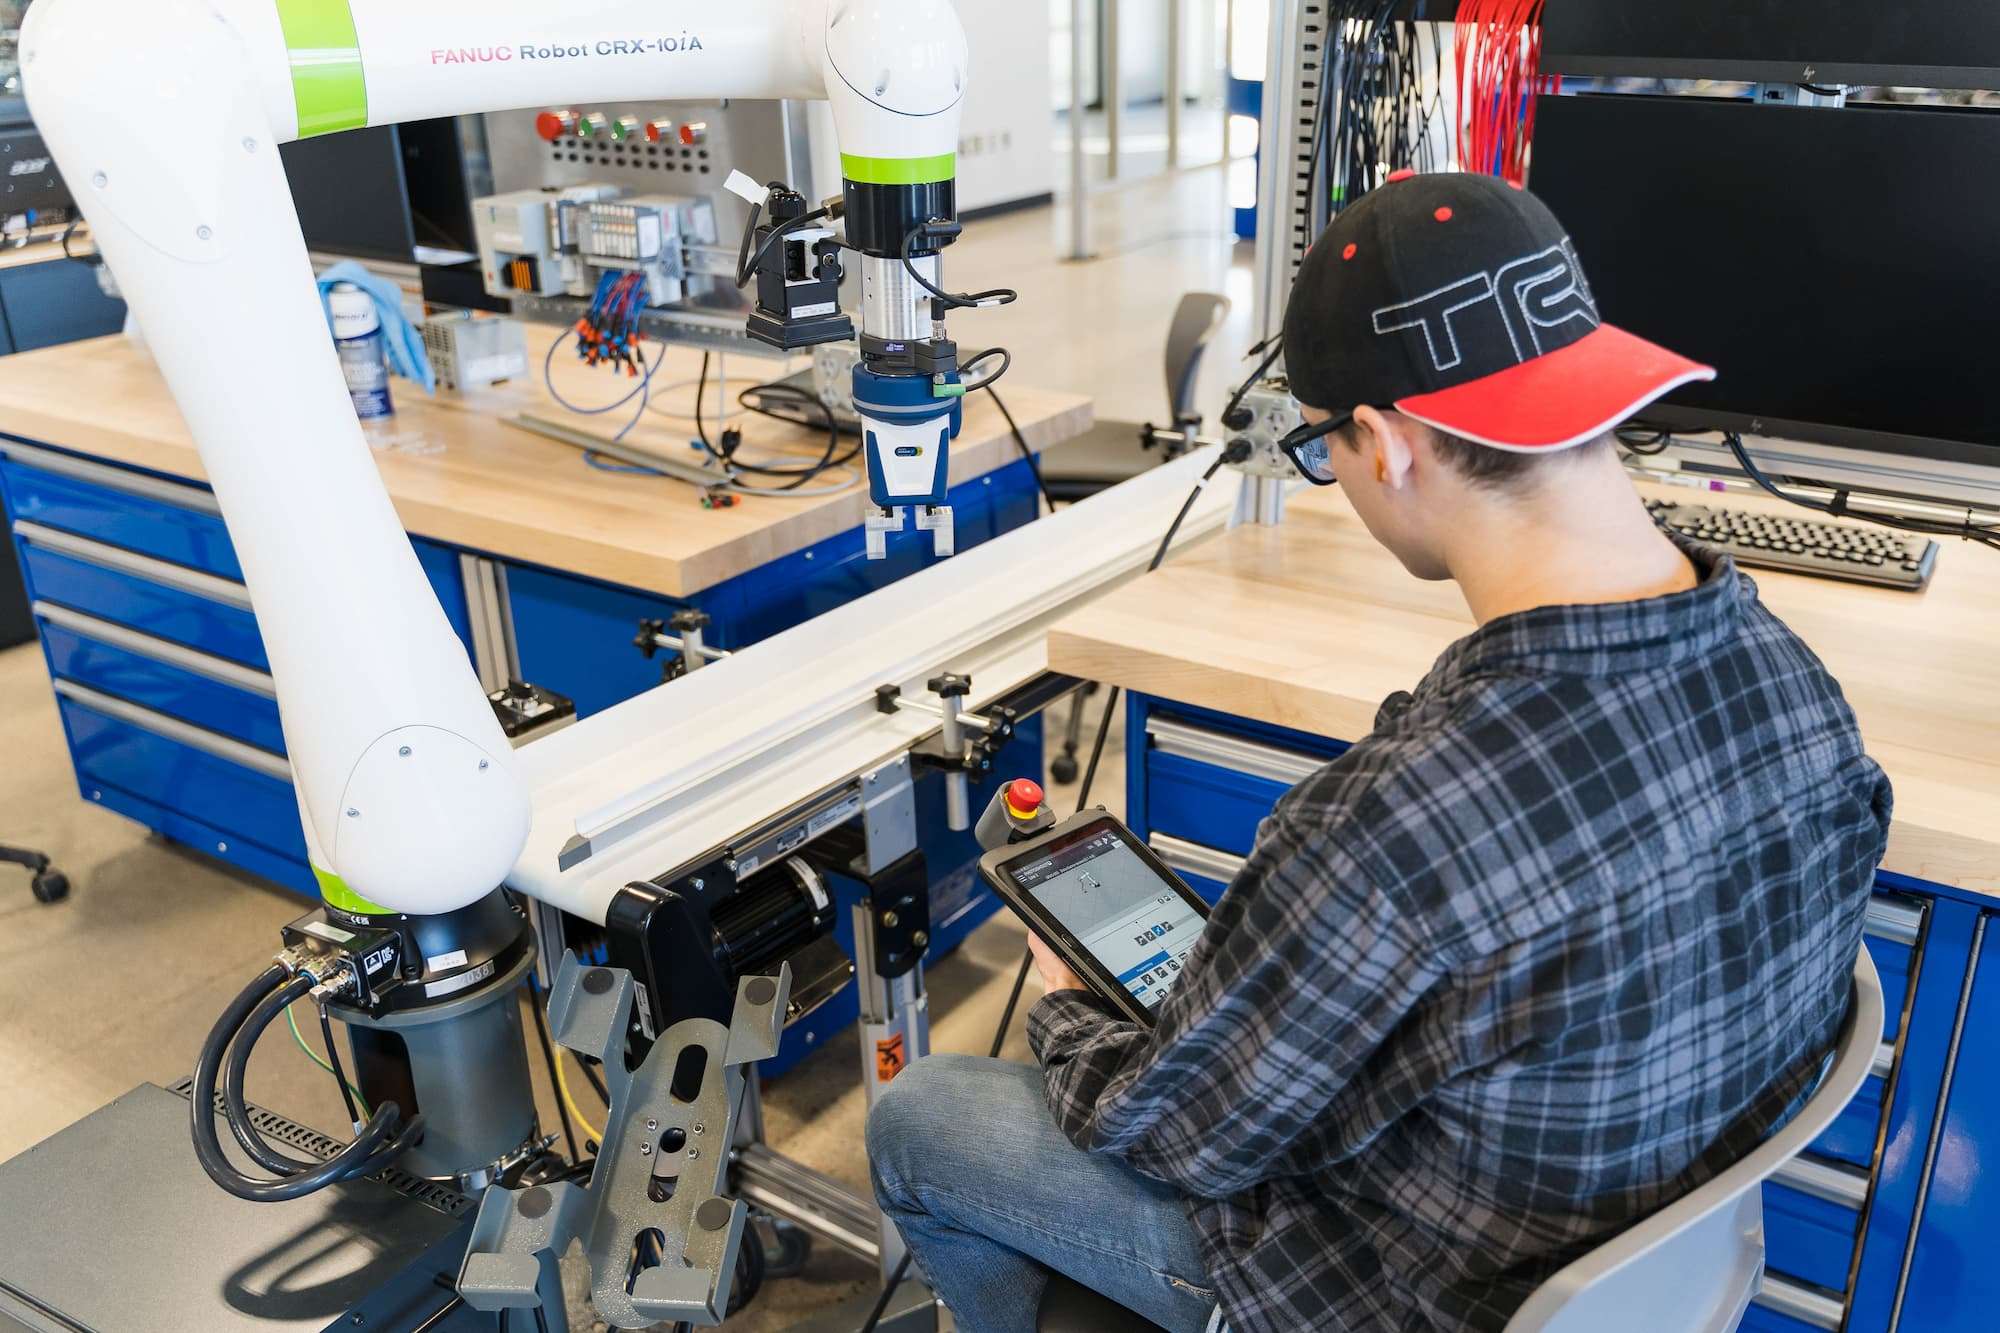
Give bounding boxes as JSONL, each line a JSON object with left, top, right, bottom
{"left": 2, "top": 843, "right": 68, "bottom": 904}
{"left": 1037, "top": 947, "right": 1884, "bottom": 1333}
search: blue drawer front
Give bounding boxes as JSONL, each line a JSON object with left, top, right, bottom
{"left": 41, "top": 621, "right": 286, "bottom": 755}
{"left": 20, "top": 545, "right": 267, "bottom": 668}
{"left": 59, "top": 698, "right": 304, "bottom": 862}
{"left": 1762, "top": 1181, "right": 1860, "bottom": 1296}
{"left": 1811, "top": 1074, "right": 1887, "bottom": 1170}
{"left": 1176, "top": 870, "right": 1230, "bottom": 905}
{"left": 1865, "top": 930, "right": 1912, "bottom": 1043}
{"left": 0, "top": 457, "right": 242, "bottom": 581}
{"left": 1146, "top": 751, "right": 1294, "bottom": 858}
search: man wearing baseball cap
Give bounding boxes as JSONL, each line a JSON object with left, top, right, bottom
{"left": 868, "top": 173, "right": 1892, "bottom": 1332}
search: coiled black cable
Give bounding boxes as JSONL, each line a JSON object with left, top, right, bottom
{"left": 190, "top": 965, "right": 424, "bottom": 1202}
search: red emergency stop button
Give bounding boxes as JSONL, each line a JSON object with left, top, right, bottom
{"left": 536, "top": 110, "right": 577, "bottom": 142}
{"left": 1004, "top": 779, "right": 1044, "bottom": 820}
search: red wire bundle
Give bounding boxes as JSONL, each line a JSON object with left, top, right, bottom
{"left": 1454, "top": 0, "right": 1557, "bottom": 184}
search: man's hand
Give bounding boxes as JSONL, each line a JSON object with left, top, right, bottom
{"left": 1028, "top": 932, "right": 1087, "bottom": 995}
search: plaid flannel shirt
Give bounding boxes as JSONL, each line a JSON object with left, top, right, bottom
{"left": 1028, "top": 547, "right": 1892, "bottom": 1332}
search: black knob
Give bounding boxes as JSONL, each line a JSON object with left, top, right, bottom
{"left": 928, "top": 673, "right": 971, "bottom": 699}
{"left": 671, "top": 609, "right": 712, "bottom": 633}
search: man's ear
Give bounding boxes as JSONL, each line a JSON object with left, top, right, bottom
{"left": 1353, "top": 405, "right": 1417, "bottom": 491}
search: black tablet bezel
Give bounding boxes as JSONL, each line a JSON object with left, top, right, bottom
{"left": 977, "top": 810, "right": 1212, "bottom": 1027}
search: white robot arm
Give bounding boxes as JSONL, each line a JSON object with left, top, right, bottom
{"left": 21, "top": 0, "right": 968, "bottom": 920}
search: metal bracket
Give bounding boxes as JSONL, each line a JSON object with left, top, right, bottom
{"left": 458, "top": 952, "right": 790, "bottom": 1329}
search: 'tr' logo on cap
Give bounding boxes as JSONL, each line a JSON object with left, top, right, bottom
{"left": 1373, "top": 239, "right": 1601, "bottom": 374}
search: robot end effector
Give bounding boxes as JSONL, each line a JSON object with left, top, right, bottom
{"left": 737, "top": 5, "right": 1016, "bottom": 560}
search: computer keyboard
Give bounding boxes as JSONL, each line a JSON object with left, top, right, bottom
{"left": 1646, "top": 499, "right": 1939, "bottom": 591}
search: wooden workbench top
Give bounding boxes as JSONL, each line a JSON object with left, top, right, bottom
{"left": 1050, "top": 484, "right": 2000, "bottom": 899}
{"left": 0, "top": 329, "right": 1089, "bottom": 597}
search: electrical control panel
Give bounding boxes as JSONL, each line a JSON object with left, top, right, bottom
{"left": 472, "top": 184, "right": 719, "bottom": 310}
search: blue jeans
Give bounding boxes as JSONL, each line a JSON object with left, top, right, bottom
{"left": 867, "top": 1054, "right": 1219, "bottom": 1333}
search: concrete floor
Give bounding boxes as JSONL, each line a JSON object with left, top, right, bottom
{"left": 0, "top": 164, "right": 1225, "bottom": 1329}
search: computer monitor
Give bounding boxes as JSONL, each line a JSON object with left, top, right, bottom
{"left": 1539, "top": 0, "right": 2000, "bottom": 88}
{"left": 1527, "top": 93, "right": 2000, "bottom": 469}
{"left": 280, "top": 121, "right": 477, "bottom": 264}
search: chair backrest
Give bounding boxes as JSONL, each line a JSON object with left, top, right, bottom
{"left": 1503, "top": 946, "right": 1884, "bottom": 1333}
{"left": 1164, "top": 292, "right": 1231, "bottom": 427}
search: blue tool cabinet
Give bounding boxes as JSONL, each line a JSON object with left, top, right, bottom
{"left": 1122, "top": 692, "right": 2000, "bottom": 1333}
{"left": 0, "top": 435, "right": 1040, "bottom": 1064}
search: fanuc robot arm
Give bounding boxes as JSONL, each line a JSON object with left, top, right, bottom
{"left": 22, "top": 0, "right": 972, "bottom": 921}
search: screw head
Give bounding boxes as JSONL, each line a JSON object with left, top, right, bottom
{"left": 692, "top": 1122, "right": 706, "bottom": 1135}
{"left": 881, "top": 910, "right": 900, "bottom": 929}
{"left": 196, "top": 225, "right": 213, "bottom": 241}
{"left": 91, "top": 171, "right": 107, "bottom": 188}
{"left": 639, "top": 1142, "right": 653, "bottom": 1156}
{"left": 398, "top": 746, "right": 412, "bottom": 757}
{"left": 243, "top": 137, "right": 259, "bottom": 153}
{"left": 686, "top": 1146, "right": 699, "bottom": 1160}
{"left": 479, "top": 759, "right": 490, "bottom": 771}
{"left": 912, "top": 930, "right": 930, "bottom": 949}
{"left": 346, "top": 808, "right": 360, "bottom": 818}
{"left": 645, "top": 1118, "right": 659, "bottom": 1132}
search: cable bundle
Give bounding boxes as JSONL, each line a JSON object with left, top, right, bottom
{"left": 190, "top": 965, "right": 425, "bottom": 1203}
{"left": 1310, "top": 3, "right": 1450, "bottom": 221}
{"left": 574, "top": 270, "right": 651, "bottom": 375}
{"left": 1454, "top": 0, "right": 1555, "bottom": 184}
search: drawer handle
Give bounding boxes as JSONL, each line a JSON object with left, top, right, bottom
{"left": 1770, "top": 1153, "right": 1871, "bottom": 1211}
{"left": 14, "top": 520, "right": 253, "bottom": 611}
{"left": 1, "top": 441, "right": 222, "bottom": 516}
{"left": 1146, "top": 716, "right": 1327, "bottom": 786}
{"left": 34, "top": 602, "right": 277, "bottom": 700}
{"left": 1755, "top": 1273, "right": 1845, "bottom": 1330}
{"left": 1864, "top": 895, "right": 1924, "bottom": 948}
{"left": 54, "top": 679, "right": 291, "bottom": 783}
{"left": 1150, "top": 834, "right": 1247, "bottom": 885}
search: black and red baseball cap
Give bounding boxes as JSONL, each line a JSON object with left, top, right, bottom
{"left": 1281, "top": 170, "right": 1714, "bottom": 453}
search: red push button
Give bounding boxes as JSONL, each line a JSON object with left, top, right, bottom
{"left": 1005, "top": 779, "right": 1044, "bottom": 819}
{"left": 535, "top": 110, "right": 575, "bottom": 142}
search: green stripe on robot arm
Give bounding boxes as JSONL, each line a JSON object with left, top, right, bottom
{"left": 275, "top": 0, "right": 369, "bottom": 138}
{"left": 841, "top": 153, "right": 957, "bottom": 186}
{"left": 313, "top": 864, "right": 392, "bottom": 916}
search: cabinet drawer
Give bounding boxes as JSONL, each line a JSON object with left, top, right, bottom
{"left": 38, "top": 603, "right": 284, "bottom": 754}
{"left": 1144, "top": 715, "right": 1340, "bottom": 856}
{"left": 55, "top": 682, "right": 302, "bottom": 862}
{"left": 1149, "top": 833, "right": 1243, "bottom": 905}
{"left": 16, "top": 523, "right": 266, "bottom": 669}
{"left": 1763, "top": 1158, "right": 1866, "bottom": 1294}
{"left": 1, "top": 446, "right": 240, "bottom": 581}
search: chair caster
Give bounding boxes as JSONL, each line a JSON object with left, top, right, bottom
{"left": 31, "top": 870, "right": 69, "bottom": 904}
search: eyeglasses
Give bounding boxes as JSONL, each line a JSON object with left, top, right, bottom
{"left": 1274, "top": 410, "right": 1357, "bottom": 487}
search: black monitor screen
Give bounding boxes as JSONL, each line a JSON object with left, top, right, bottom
{"left": 1529, "top": 95, "right": 2000, "bottom": 464}
{"left": 1540, "top": 0, "right": 2000, "bottom": 85}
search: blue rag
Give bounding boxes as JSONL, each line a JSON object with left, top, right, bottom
{"left": 315, "top": 260, "right": 437, "bottom": 395}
